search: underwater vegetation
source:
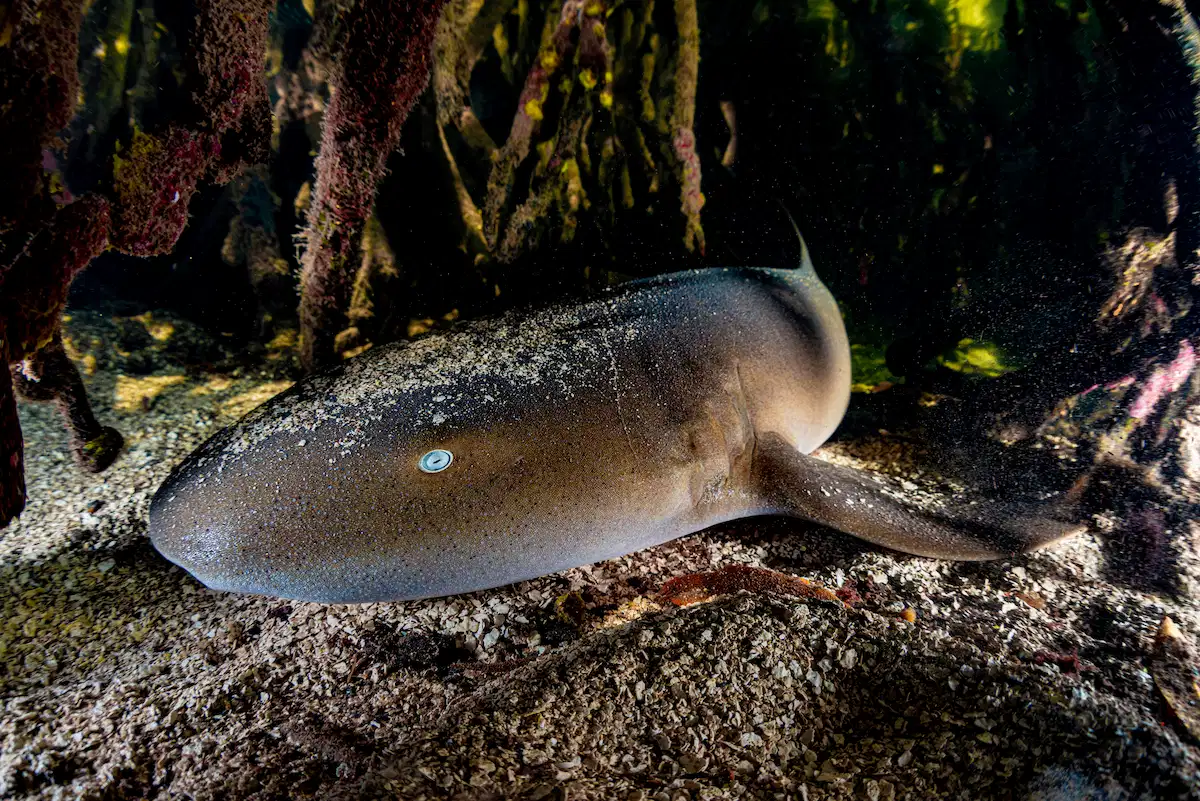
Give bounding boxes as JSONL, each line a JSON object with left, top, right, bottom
{"left": 4, "top": 0, "right": 1200, "bottom": 546}
{"left": 2, "top": 0, "right": 273, "bottom": 525}
{"left": 297, "top": 0, "right": 449, "bottom": 371}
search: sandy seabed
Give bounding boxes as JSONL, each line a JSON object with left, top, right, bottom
{"left": 2, "top": 314, "right": 1199, "bottom": 800}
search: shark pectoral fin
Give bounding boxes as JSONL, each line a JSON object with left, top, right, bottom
{"left": 752, "top": 434, "right": 1086, "bottom": 561}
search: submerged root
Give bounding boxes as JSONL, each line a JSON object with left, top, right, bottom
{"left": 433, "top": 0, "right": 707, "bottom": 268}
{"left": 13, "top": 333, "right": 124, "bottom": 475}
{"left": 298, "top": 0, "right": 450, "bottom": 372}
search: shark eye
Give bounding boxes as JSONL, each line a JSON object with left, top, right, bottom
{"left": 419, "top": 449, "right": 453, "bottom": 473}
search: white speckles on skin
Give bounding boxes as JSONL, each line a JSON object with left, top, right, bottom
{"left": 194, "top": 294, "right": 635, "bottom": 474}
{"left": 694, "top": 486, "right": 754, "bottom": 508}
{"left": 598, "top": 309, "right": 636, "bottom": 458}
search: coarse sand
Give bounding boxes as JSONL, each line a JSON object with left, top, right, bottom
{"left": 2, "top": 313, "right": 1198, "bottom": 800}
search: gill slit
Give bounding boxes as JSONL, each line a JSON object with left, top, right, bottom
{"left": 732, "top": 356, "right": 768, "bottom": 515}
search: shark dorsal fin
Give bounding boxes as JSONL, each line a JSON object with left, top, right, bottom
{"left": 778, "top": 201, "right": 816, "bottom": 275}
